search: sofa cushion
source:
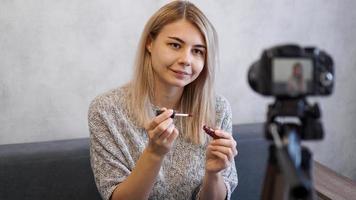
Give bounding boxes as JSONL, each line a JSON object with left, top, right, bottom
{"left": 0, "top": 138, "right": 101, "bottom": 200}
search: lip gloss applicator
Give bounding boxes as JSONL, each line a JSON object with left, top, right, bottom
{"left": 156, "top": 110, "right": 193, "bottom": 118}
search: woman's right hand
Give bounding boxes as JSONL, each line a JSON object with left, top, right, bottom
{"left": 145, "top": 108, "right": 179, "bottom": 158}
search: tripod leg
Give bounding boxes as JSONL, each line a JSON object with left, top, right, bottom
{"left": 262, "top": 146, "right": 288, "bottom": 200}
{"left": 301, "top": 147, "right": 317, "bottom": 200}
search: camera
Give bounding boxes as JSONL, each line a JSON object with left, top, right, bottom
{"left": 248, "top": 44, "right": 334, "bottom": 98}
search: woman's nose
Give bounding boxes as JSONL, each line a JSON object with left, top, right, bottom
{"left": 178, "top": 48, "right": 192, "bottom": 67}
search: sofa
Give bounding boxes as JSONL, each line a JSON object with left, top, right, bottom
{"left": 0, "top": 123, "right": 269, "bottom": 200}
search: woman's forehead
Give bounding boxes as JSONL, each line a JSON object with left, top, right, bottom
{"left": 157, "top": 19, "right": 205, "bottom": 46}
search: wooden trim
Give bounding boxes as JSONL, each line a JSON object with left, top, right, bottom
{"left": 314, "top": 161, "right": 356, "bottom": 200}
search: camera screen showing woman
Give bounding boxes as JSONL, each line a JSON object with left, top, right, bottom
{"left": 287, "top": 62, "right": 307, "bottom": 95}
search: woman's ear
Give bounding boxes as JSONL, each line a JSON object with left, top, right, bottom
{"left": 146, "top": 36, "right": 153, "bottom": 53}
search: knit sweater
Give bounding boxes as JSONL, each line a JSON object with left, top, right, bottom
{"left": 88, "top": 87, "right": 238, "bottom": 200}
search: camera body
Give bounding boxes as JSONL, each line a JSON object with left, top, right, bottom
{"left": 248, "top": 44, "right": 334, "bottom": 98}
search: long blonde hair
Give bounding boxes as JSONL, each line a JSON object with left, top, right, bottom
{"left": 127, "top": 1, "right": 219, "bottom": 144}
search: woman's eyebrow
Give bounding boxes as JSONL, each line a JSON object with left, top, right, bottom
{"left": 167, "top": 36, "right": 206, "bottom": 49}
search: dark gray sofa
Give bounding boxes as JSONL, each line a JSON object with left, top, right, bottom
{"left": 0, "top": 123, "right": 269, "bottom": 200}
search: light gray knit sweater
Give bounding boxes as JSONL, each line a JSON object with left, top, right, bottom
{"left": 88, "top": 87, "right": 238, "bottom": 200}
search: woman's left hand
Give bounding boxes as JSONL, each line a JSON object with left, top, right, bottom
{"left": 205, "top": 130, "right": 238, "bottom": 174}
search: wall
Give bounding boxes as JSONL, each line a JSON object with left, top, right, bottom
{"left": 1, "top": 0, "right": 355, "bottom": 180}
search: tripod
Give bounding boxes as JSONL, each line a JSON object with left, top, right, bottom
{"left": 261, "top": 98, "right": 323, "bottom": 200}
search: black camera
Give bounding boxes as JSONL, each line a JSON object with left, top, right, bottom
{"left": 248, "top": 44, "right": 334, "bottom": 98}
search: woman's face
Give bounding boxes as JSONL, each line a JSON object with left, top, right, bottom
{"left": 293, "top": 64, "right": 302, "bottom": 76}
{"left": 146, "top": 19, "right": 206, "bottom": 89}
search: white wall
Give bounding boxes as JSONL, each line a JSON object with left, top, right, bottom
{"left": 1, "top": 0, "right": 355, "bottom": 180}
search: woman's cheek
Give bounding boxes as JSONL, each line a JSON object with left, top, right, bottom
{"left": 161, "top": 52, "right": 177, "bottom": 67}
{"left": 195, "top": 63, "right": 205, "bottom": 76}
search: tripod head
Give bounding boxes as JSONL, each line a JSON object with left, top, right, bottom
{"left": 265, "top": 98, "right": 323, "bottom": 141}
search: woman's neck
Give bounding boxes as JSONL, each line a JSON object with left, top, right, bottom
{"left": 152, "top": 84, "right": 184, "bottom": 110}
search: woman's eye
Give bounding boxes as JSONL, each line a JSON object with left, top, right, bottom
{"left": 169, "top": 43, "right": 181, "bottom": 49}
{"left": 193, "top": 49, "right": 205, "bottom": 56}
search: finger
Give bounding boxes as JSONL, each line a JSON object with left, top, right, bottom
{"left": 145, "top": 107, "right": 166, "bottom": 130}
{"left": 211, "top": 151, "right": 230, "bottom": 167}
{"left": 166, "top": 127, "right": 179, "bottom": 144}
{"left": 147, "top": 108, "right": 167, "bottom": 130}
{"left": 210, "top": 132, "right": 237, "bottom": 156}
{"left": 210, "top": 145, "right": 234, "bottom": 162}
{"left": 211, "top": 138, "right": 237, "bottom": 151}
{"left": 151, "top": 117, "right": 174, "bottom": 139}
{"left": 158, "top": 123, "right": 174, "bottom": 140}
{"left": 214, "top": 130, "right": 233, "bottom": 139}
{"left": 147, "top": 108, "right": 173, "bottom": 130}
{"left": 166, "top": 123, "right": 175, "bottom": 136}
{"left": 208, "top": 142, "right": 238, "bottom": 160}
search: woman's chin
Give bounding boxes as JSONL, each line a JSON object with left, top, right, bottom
{"left": 168, "top": 80, "right": 190, "bottom": 88}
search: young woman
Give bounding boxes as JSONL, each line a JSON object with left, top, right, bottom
{"left": 287, "top": 62, "right": 306, "bottom": 95}
{"left": 88, "top": 1, "right": 238, "bottom": 199}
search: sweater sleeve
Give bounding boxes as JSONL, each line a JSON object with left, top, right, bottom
{"left": 219, "top": 96, "right": 238, "bottom": 200}
{"left": 88, "top": 97, "right": 132, "bottom": 200}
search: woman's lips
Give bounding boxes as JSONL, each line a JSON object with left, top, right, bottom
{"left": 170, "top": 69, "right": 191, "bottom": 78}
{"left": 171, "top": 69, "right": 190, "bottom": 75}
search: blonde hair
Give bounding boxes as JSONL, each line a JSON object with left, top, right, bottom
{"left": 126, "top": 0, "right": 218, "bottom": 144}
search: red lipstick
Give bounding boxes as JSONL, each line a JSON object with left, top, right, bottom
{"left": 203, "top": 125, "right": 221, "bottom": 139}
